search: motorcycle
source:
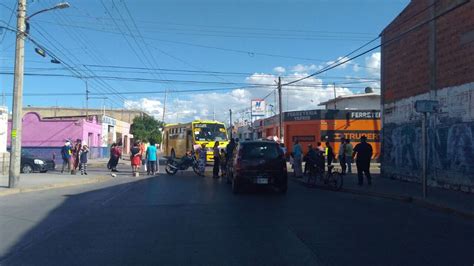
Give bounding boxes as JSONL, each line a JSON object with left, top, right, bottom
{"left": 165, "top": 153, "right": 204, "bottom": 176}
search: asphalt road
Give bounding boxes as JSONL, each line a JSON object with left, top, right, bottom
{"left": 0, "top": 165, "right": 473, "bottom": 266}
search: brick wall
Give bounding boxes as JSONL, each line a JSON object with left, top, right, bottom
{"left": 381, "top": 0, "right": 474, "bottom": 103}
{"left": 381, "top": 0, "right": 474, "bottom": 192}
{"left": 435, "top": 1, "right": 474, "bottom": 89}
{"left": 382, "top": 0, "right": 431, "bottom": 103}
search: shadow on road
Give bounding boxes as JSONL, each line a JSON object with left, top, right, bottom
{"left": 1, "top": 172, "right": 473, "bottom": 266}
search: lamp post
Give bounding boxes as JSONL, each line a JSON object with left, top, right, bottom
{"left": 9, "top": 1, "right": 70, "bottom": 188}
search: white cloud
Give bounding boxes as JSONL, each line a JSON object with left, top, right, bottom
{"left": 326, "top": 56, "right": 351, "bottom": 69}
{"left": 125, "top": 67, "right": 355, "bottom": 123}
{"left": 365, "top": 52, "right": 380, "bottom": 77}
{"left": 273, "top": 66, "right": 286, "bottom": 73}
{"left": 291, "top": 64, "right": 322, "bottom": 73}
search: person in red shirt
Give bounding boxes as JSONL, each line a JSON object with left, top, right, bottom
{"left": 108, "top": 143, "right": 122, "bottom": 173}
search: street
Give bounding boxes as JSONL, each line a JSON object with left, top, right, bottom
{"left": 0, "top": 165, "right": 472, "bottom": 266}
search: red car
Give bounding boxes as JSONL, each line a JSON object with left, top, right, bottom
{"left": 227, "top": 140, "right": 288, "bottom": 194}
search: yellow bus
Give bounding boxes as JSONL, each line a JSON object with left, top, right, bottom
{"left": 162, "top": 120, "right": 229, "bottom": 162}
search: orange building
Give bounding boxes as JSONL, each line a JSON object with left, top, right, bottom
{"left": 257, "top": 109, "right": 381, "bottom": 160}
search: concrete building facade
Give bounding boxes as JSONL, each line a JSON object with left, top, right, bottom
{"left": 23, "top": 107, "right": 149, "bottom": 124}
{"left": 319, "top": 93, "right": 381, "bottom": 110}
{"left": 381, "top": 0, "right": 474, "bottom": 192}
{"left": 255, "top": 109, "right": 381, "bottom": 159}
{"left": 7, "top": 112, "right": 132, "bottom": 165}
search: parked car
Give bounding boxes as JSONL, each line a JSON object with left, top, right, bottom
{"left": 21, "top": 152, "right": 56, "bottom": 173}
{"left": 227, "top": 140, "right": 287, "bottom": 194}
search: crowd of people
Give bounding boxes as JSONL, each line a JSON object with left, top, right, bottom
{"left": 60, "top": 139, "right": 89, "bottom": 175}
{"left": 127, "top": 140, "right": 160, "bottom": 177}
{"left": 291, "top": 136, "right": 373, "bottom": 186}
{"left": 59, "top": 135, "right": 373, "bottom": 185}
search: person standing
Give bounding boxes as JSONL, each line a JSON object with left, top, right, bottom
{"left": 198, "top": 143, "right": 207, "bottom": 176}
{"left": 316, "top": 142, "right": 324, "bottom": 152}
{"left": 130, "top": 141, "right": 141, "bottom": 176}
{"left": 280, "top": 143, "right": 287, "bottom": 158}
{"left": 71, "top": 139, "right": 82, "bottom": 174}
{"left": 344, "top": 139, "right": 354, "bottom": 174}
{"left": 338, "top": 138, "right": 346, "bottom": 174}
{"left": 60, "top": 141, "right": 72, "bottom": 173}
{"left": 219, "top": 149, "right": 226, "bottom": 177}
{"left": 139, "top": 140, "right": 147, "bottom": 173}
{"left": 352, "top": 136, "right": 373, "bottom": 185}
{"left": 225, "top": 138, "right": 236, "bottom": 172}
{"left": 212, "top": 141, "right": 220, "bottom": 178}
{"left": 325, "top": 142, "right": 335, "bottom": 172}
{"left": 79, "top": 145, "right": 89, "bottom": 175}
{"left": 110, "top": 143, "right": 122, "bottom": 172}
{"left": 146, "top": 141, "right": 158, "bottom": 175}
{"left": 293, "top": 140, "right": 303, "bottom": 178}
{"left": 304, "top": 144, "right": 316, "bottom": 176}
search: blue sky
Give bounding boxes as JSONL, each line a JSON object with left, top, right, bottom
{"left": 0, "top": 0, "right": 409, "bottom": 122}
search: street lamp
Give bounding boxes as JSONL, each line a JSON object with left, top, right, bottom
{"left": 26, "top": 2, "right": 70, "bottom": 34}
{"left": 9, "top": 1, "right": 70, "bottom": 188}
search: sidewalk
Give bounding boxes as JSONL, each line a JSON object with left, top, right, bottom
{"left": 292, "top": 165, "right": 474, "bottom": 219}
{"left": 0, "top": 171, "right": 111, "bottom": 197}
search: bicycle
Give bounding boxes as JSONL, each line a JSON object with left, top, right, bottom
{"left": 306, "top": 164, "right": 343, "bottom": 191}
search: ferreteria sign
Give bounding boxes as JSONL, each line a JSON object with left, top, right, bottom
{"left": 284, "top": 110, "right": 381, "bottom": 121}
{"left": 321, "top": 130, "right": 381, "bottom": 142}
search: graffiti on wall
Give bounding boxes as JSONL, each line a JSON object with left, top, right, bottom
{"left": 382, "top": 82, "right": 474, "bottom": 187}
{"left": 383, "top": 122, "right": 474, "bottom": 186}
{"left": 382, "top": 123, "right": 421, "bottom": 176}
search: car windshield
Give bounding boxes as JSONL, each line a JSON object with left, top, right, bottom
{"left": 193, "top": 123, "right": 227, "bottom": 141}
{"left": 241, "top": 143, "right": 280, "bottom": 160}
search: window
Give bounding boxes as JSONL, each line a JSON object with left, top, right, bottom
{"left": 241, "top": 143, "right": 280, "bottom": 160}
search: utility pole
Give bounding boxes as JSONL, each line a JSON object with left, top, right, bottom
{"left": 229, "top": 109, "right": 233, "bottom": 139}
{"left": 421, "top": 112, "right": 427, "bottom": 198}
{"left": 333, "top": 82, "right": 337, "bottom": 110}
{"left": 277, "top": 77, "right": 283, "bottom": 141}
{"left": 162, "top": 88, "right": 167, "bottom": 122}
{"left": 85, "top": 80, "right": 89, "bottom": 118}
{"left": 9, "top": 0, "right": 27, "bottom": 188}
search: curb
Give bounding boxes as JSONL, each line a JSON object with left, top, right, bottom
{"left": 0, "top": 176, "right": 112, "bottom": 197}
{"left": 292, "top": 178, "right": 474, "bottom": 220}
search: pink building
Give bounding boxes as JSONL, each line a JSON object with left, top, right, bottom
{"left": 8, "top": 112, "right": 104, "bottom": 163}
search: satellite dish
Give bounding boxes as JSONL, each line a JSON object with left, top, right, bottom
{"left": 365, "top": 87, "right": 374, "bottom": 93}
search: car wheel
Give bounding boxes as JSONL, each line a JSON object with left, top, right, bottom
{"left": 21, "top": 164, "right": 34, "bottom": 174}
{"left": 40, "top": 170, "right": 48, "bottom": 173}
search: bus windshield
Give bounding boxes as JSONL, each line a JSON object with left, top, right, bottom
{"left": 193, "top": 123, "right": 227, "bottom": 142}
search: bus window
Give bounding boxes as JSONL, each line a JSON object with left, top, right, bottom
{"left": 193, "top": 123, "right": 227, "bottom": 141}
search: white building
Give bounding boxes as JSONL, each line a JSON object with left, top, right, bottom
{"left": 318, "top": 92, "right": 381, "bottom": 110}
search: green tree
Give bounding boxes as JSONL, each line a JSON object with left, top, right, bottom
{"left": 130, "top": 115, "right": 164, "bottom": 144}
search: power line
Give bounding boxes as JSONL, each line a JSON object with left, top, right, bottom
{"left": 51, "top": 13, "right": 377, "bottom": 36}
{"left": 43, "top": 0, "right": 129, "bottom": 105}
{"left": 31, "top": 24, "right": 126, "bottom": 105}
{"left": 1, "top": 66, "right": 380, "bottom": 81}
{"left": 0, "top": 71, "right": 373, "bottom": 88}
{"left": 0, "top": 2, "right": 16, "bottom": 43}
{"left": 32, "top": 19, "right": 378, "bottom": 68}
{"left": 79, "top": 64, "right": 381, "bottom": 80}
{"left": 283, "top": 0, "right": 461, "bottom": 86}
